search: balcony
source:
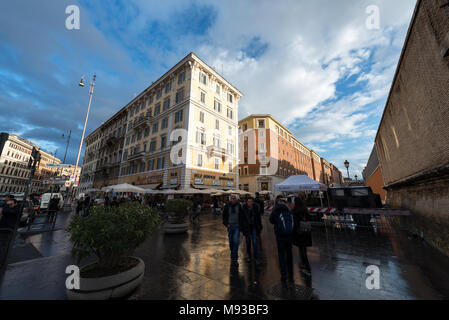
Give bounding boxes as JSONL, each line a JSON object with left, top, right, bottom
{"left": 207, "top": 146, "right": 226, "bottom": 157}
{"left": 128, "top": 150, "right": 146, "bottom": 161}
{"left": 133, "top": 116, "right": 151, "bottom": 130}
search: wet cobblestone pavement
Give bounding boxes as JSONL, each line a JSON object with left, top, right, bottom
{"left": 1, "top": 210, "right": 449, "bottom": 300}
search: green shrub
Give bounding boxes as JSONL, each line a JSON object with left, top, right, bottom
{"left": 165, "top": 198, "right": 193, "bottom": 224}
{"left": 67, "top": 203, "right": 161, "bottom": 270}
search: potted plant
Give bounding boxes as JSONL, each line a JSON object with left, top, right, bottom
{"left": 66, "top": 203, "right": 161, "bottom": 300}
{"left": 163, "top": 198, "right": 192, "bottom": 234}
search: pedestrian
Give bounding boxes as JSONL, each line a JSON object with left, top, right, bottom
{"left": 242, "top": 197, "right": 263, "bottom": 265}
{"left": 269, "top": 195, "right": 295, "bottom": 284}
{"left": 83, "top": 195, "right": 91, "bottom": 217}
{"left": 0, "top": 198, "right": 20, "bottom": 230}
{"left": 222, "top": 195, "right": 244, "bottom": 267}
{"left": 255, "top": 192, "right": 265, "bottom": 216}
{"left": 104, "top": 195, "right": 110, "bottom": 207}
{"left": 291, "top": 197, "right": 312, "bottom": 276}
{"left": 111, "top": 196, "right": 119, "bottom": 207}
{"left": 48, "top": 195, "right": 60, "bottom": 222}
{"left": 76, "top": 197, "right": 84, "bottom": 215}
{"left": 191, "top": 199, "right": 201, "bottom": 222}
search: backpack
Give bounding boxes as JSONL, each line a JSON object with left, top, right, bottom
{"left": 276, "top": 211, "right": 294, "bottom": 236}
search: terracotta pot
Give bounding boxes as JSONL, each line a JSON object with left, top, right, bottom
{"left": 66, "top": 256, "right": 144, "bottom": 300}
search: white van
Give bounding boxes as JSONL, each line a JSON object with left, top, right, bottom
{"left": 39, "top": 193, "right": 64, "bottom": 212}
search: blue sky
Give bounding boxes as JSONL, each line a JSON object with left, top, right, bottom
{"left": 0, "top": 0, "right": 416, "bottom": 178}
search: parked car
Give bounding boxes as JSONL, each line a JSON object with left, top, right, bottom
{"left": 39, "top": 193, "right": 64, "bottom": 212}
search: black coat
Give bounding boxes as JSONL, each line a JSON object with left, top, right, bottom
{"left": 222, "top": 202, "right": 244, "bottom": 227}
{"left": 254, "top": 197, "right": 265, "bottom": 215}
{"left": 49, "top": 198, "right": 60, "bottom": 211}
{"left": 241, "top": 203, "right": 263, "bottom": 235}
{"left": 291, "top": 206, "right": 312, "bottom": 247}
{"left": 0, "top": 205, "right": 20, "bottom": 230}
{"left": 269, "top": 203, "right": 291, "bottom": 238}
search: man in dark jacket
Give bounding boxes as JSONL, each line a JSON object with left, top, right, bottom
{"left": 254, "top": 192, "right": 265, "bottom": 216}
{"left": 242, "top": 197, "right": 262, "bottom": 265}
{"left": 48, "top": 195, "right": 60, "bottom": 222}
{"left": 222, "top": 195, "right": 244, "bottom": 267}
{"left": 0, "top": 198, "right": 20, "bottom": 230}
{"left": 269, "top": 196, "right": 294, "bottom": 284}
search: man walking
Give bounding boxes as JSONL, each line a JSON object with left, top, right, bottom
{"left": 48, "top": 195, "right": 60, "bottom": 223}
{"left": 254, "top": 192, "right": 265, "bottom": 216}
{"left": 242, "top": 197, "right": 263, "bottom": 265}
{"left": 222, "top": 195, "right": 244, "bottom": 267}
{"left": 270, "top": 196, "right": 295, "bottom": 284}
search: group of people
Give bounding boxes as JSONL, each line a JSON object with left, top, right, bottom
{"left": 222, "top": 193, "right": 312, "bottom": 284}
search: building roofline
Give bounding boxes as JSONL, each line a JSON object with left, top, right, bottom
{"left": 85, "top": 52, "right": 242, "bottom": 141}
{"left": 375, "top": 0, "right": 421, "bottom": 142}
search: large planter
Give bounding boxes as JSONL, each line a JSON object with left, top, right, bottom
{"left": 66, "top": 256, "right": 145, "bottom": 300}
{"left": 163, "top": 222, "right": 189, "bottom": 234}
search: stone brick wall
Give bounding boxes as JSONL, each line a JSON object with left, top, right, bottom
{"left": 375, "top": 0, "right": 449, "bottom": 255}
{"left": 375, "top": 0, "right": 449, "bottom": 186}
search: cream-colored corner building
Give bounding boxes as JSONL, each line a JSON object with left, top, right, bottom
{"left": 113, "top": 52, "right": 242, "bottom": 190}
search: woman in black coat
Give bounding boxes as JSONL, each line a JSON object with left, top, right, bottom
{"left": 291, "top": 197, "right": 312, "bottom": 274}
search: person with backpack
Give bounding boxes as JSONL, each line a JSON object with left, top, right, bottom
{"left": 291, "top": 197, "right": 312, "bottom": 276}
{"left": 269, "top": 195, "right": 295, "bottom": 284}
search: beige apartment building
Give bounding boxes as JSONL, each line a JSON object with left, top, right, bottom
{"left": 0, "top": 132, "right": 61, "bottom": 194}
{"left": 238, "top": 115, "right": 343, "bottom": 193}
{"left": 80, "top": 53, "right": 242, "bottom": 191}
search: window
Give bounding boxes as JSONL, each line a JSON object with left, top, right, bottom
{"left": 147, "top": 159, "right": 154, "bottom": 171}
{"left": 259, "top": 130, "right": 264, "bottom": 137}
{"left": 228, "top": 93, "right": 233, "bottom": 103}
{"left": 214, "top": 100, "right": 222, "bottom": 112}
{"left": 228, "top": 126, "right": 233, "bottom": 136}
{"left": 156, "top": 88, "right": 162, "bottom": 100}
{"left": 243, "top": 123, "right": 248, "bottom": 131}
{"left": 215, "top": 119, "right": 220, "bottom": 130}
{"left": 149, "top": 95, "right": 154, "bottom": 104}
{"left": 144, "top": 128, "right": 150, "bottom": 137}
{"left": 152, "top": 122, "right": 159, "bottom": 134}
{"left": 213, "top": 137, "right": 221, "bottom": 148}
{"left": 154, "top": 103, "right": 161, "bottom": 116}
{"left": 178, "top": 71, "right": 186, "bottom": 84}
{"left": 258, "top": 120, "right": 265, "bottom": 128}
{"left": 157, "top": 157, "right": 164, "bottom": 170}
{"left": 199, "top": 72, "right": 208, "bottom": 85}
{"left": 126, "top": 137, "right": 130, "bottom": 145}
{"left": 176, "top": 88, "right": 184, "bottom": 103}
{"left": 164, "top": 82, "right": 171, "bottom": 94}
{"left": 150, "top": 140, "right": 156, "bottom": 152}
{"left": 228, "top": 162, "right": 233, "bottom": 173}
{"left": 163, "top": 97, "right": 170, "bottom": 111}
{"left": 197, "top": 154, "right": 203, "bottom": 167}
{"left": 260, "top": 166, "right": 267, "bottom": 175}
{"left": 161, "top": 117, "right": 168, "bottom": 129}
{"left": 137, "top": 131, "right": 142, "bottom": 141}
{"left": 196, "top": 131, "right": 206, "bottom": 145}
{"left": 175, "top": 109, "right": 183, "bottom": 123}
{"left": 131, "top": 134, "right": 136, "bottom": 143}
{"left": 216, "top": 84, "right": 221, "bottom": 94}
{"left": 200, "top": 91, "right": 206, "bottom": 103}
{"left": 227, "top": 141, "right": 234, "bottom": 154}
{"left": 260, "top": 143, "right": 265, "bottom": 151}
{"left": 227, "top": 108, "right": 233, "bottom": 119}
{"left": 214, "top": 158, "right": 220, "bottom": 170}
{"left": 244, "top": 167, "right": 248, "bottom": 175}
{"left": 199, "top": 111, "right": 205, "bottom": 123}
{"left": 160, "top": 135, "right": 167, "bottom": 150}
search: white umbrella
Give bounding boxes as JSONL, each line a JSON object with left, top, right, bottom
{"left": 102, "top": 183, "right": 147, "bottom": 193}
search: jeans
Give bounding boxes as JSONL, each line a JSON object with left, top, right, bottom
{"left": 227, "top": 225, "right": 240, "bottom": 262}
{"left": 245, "top": 228, "right": 258, "bottom": 261}
{"left": 276, "top": 236, "right": 293, "bottom": 281}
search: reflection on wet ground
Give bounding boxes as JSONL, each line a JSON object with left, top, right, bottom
{"left": 2, "top": 210, "right": 449, "bottom": 300}
{"left": 132, "top": 211, "right": 449, "bottom": 300}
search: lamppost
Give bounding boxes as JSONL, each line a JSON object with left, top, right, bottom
{"left": 344, "top": 160, "right": 350, "bottom": 180}
{"left": 73, "top": 74, "right": 96, "bottom": 197}
{"left": 61, "top": 130, "right": 72, "bottom": 165}
{"left": 355, "top": 175, "right": 358, "bottom": 181}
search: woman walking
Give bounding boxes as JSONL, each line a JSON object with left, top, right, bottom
{"left": 291, "top": 197, "right": 312, "bottom": 276}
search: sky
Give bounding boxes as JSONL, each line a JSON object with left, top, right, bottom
{"left": 0, "top": 0, "right": 417, "bottom": 178}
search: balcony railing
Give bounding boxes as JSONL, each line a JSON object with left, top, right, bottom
{"left": 128, "top": 150, "right": 146, "bottom": 161}
{"left": 207, "top": 146, "right": 226, "bottom": 157}
{"left": 133, "top": 116, "right": 151, "bottom": 130}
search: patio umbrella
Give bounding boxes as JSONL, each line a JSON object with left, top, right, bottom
{"left": 102, "top": 183, "right": 147, "bottom": 193}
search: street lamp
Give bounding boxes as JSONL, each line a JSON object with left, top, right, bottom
{"left": 344, "top": 160, "right": 350, "bottom": 179}
{"left": 73, "top": 74, "right": 96, "bottom": 196}
{"left": 354, "top": 174, "right": 358, "bottom": 181}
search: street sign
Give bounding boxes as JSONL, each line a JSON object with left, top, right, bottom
{"left": 46, "top": 163, "right": 73, "bottom": 169}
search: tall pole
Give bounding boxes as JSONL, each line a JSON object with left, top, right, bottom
{"left": 73, "top": 74, "right": 96, "bottom": 195}
{"left": 62, "top": 130, "right": 71, "bottom": 165}
{"left": 346, "top": 168, "right": 350, "bottom": 179}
